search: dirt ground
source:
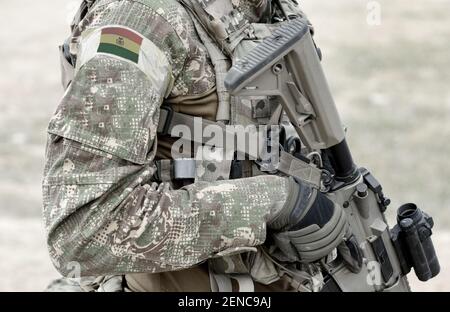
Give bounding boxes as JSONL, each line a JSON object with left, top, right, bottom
{"left": 0, "top": 0, "right": 448, "bottom": 291}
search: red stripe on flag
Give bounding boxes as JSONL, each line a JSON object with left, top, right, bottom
{"left": 102, "top": 27, "right": 143, "bottom": 45}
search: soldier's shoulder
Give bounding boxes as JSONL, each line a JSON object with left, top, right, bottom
{"left": 93, "top": 0, "right": 192, "bottom": 36}
{"left": 136, "top": 0, "right": 194, "bottom": 44}
{"left": 90, "top": 0, "right": 193, "bottom": 75}
{"left": 136, "top": 0, "right": 188, "bottom": 19}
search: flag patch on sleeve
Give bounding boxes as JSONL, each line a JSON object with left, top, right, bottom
{"left": 97, "top": 27, "right": 143, "bottom": 63}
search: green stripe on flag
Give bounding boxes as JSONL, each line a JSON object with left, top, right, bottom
{"left": 98, "top": 43, "right": 139, "bottom": 63}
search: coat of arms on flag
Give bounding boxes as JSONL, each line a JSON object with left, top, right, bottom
{"left": 97, "top": 27, "right": 143, "bottom": 63}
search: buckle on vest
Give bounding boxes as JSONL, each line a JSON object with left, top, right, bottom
{"left": 155, "top": 159, "right": 197, "bottom": 182}
{"left": 173, "top": 159, "right": 196, "bottom": 180}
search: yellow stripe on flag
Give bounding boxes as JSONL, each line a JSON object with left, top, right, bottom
{"left": 100, "top": 34, "right": 141, "bottom": 55}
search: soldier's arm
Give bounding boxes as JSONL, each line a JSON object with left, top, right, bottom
{"left": 43, "top": 0, "right": 295, "bottom": 277}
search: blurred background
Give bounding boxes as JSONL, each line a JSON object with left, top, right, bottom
{"left": 0, "top": 0, "right": 448, "bottom": 291}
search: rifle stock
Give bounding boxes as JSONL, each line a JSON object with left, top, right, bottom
{"left": 225, "top": 17, "right": 439, "bottom": 292}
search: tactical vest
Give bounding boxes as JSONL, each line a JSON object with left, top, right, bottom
{"left": 58, "top": 0, "right": 321, "bottom": 292}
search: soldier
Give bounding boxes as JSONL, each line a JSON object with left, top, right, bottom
{"left": 43, "top": 0, "right": 351, "bottom": 292}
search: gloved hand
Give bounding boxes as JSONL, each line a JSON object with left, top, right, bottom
{"left": 267, "top": 178, "right": 349, "bottom": 263}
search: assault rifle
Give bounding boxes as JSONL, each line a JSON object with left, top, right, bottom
{"left": 225, "top": 18, "right": 439, "bottom": 291}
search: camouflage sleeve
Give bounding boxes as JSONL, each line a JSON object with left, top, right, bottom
{"left": 43, "top": 0, "right": 293, "bottom": 277}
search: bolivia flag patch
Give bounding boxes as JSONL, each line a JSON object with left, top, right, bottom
{"left": 97, "top": 27, "right": 143, "bottom": 63}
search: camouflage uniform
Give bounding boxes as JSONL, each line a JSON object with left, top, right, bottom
{"left": 43, "top": 0, "right": 308, "bottom": 291}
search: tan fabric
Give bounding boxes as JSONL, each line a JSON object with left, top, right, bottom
{"left": 126, "top": 265, "right": 212, "bottom": 292}
{"left": 125, "top": 265, "right": 297, "bottom": 292}
{"left": 166, "top": 87, "right": 219, "bottom": 121}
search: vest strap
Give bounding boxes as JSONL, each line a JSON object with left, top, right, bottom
{"left": 157, "top": 107, "right": 322, "bottom": 188}
{"left": 208, "top": 264, "right": 255, "bottom": 292}
{"left": 155, "top": 159, "right": 196, "bottom": 181}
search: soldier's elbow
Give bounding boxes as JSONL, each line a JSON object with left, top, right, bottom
{"left": 47, "top": 230, "right": 99, "bottom": 278}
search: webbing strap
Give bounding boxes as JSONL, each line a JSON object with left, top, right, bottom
{"left": 158, "top": 110, "right": 322, "bottom": 187}
{"left": 158, "top": 108, "right": 259, "bottom": 158}
{"left": 209, "top": 272, "right": 255, "bottom": 292}
{"left": 158, "top": 108, "right": 230, "bottom": 148}
{"left": 157, "top": 159, "right": 172, "bottom": 182}
{"left": 277, "top": 151, "right": 322, "bottom": 189}
{"left": 208, "top": 265, "right": 233, "bottom": 292}
{"left": 189, "top": 13, "right": 231, "bottom": 122}
{"left": 231, "top": 275, "right": 255, "bottom": 292}
{"left": 179, "top": 0, "right": 252, "bottom": 57}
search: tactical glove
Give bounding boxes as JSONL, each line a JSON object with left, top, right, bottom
{"left": 267, "top": 178, "right": 349, "bottom": 263}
